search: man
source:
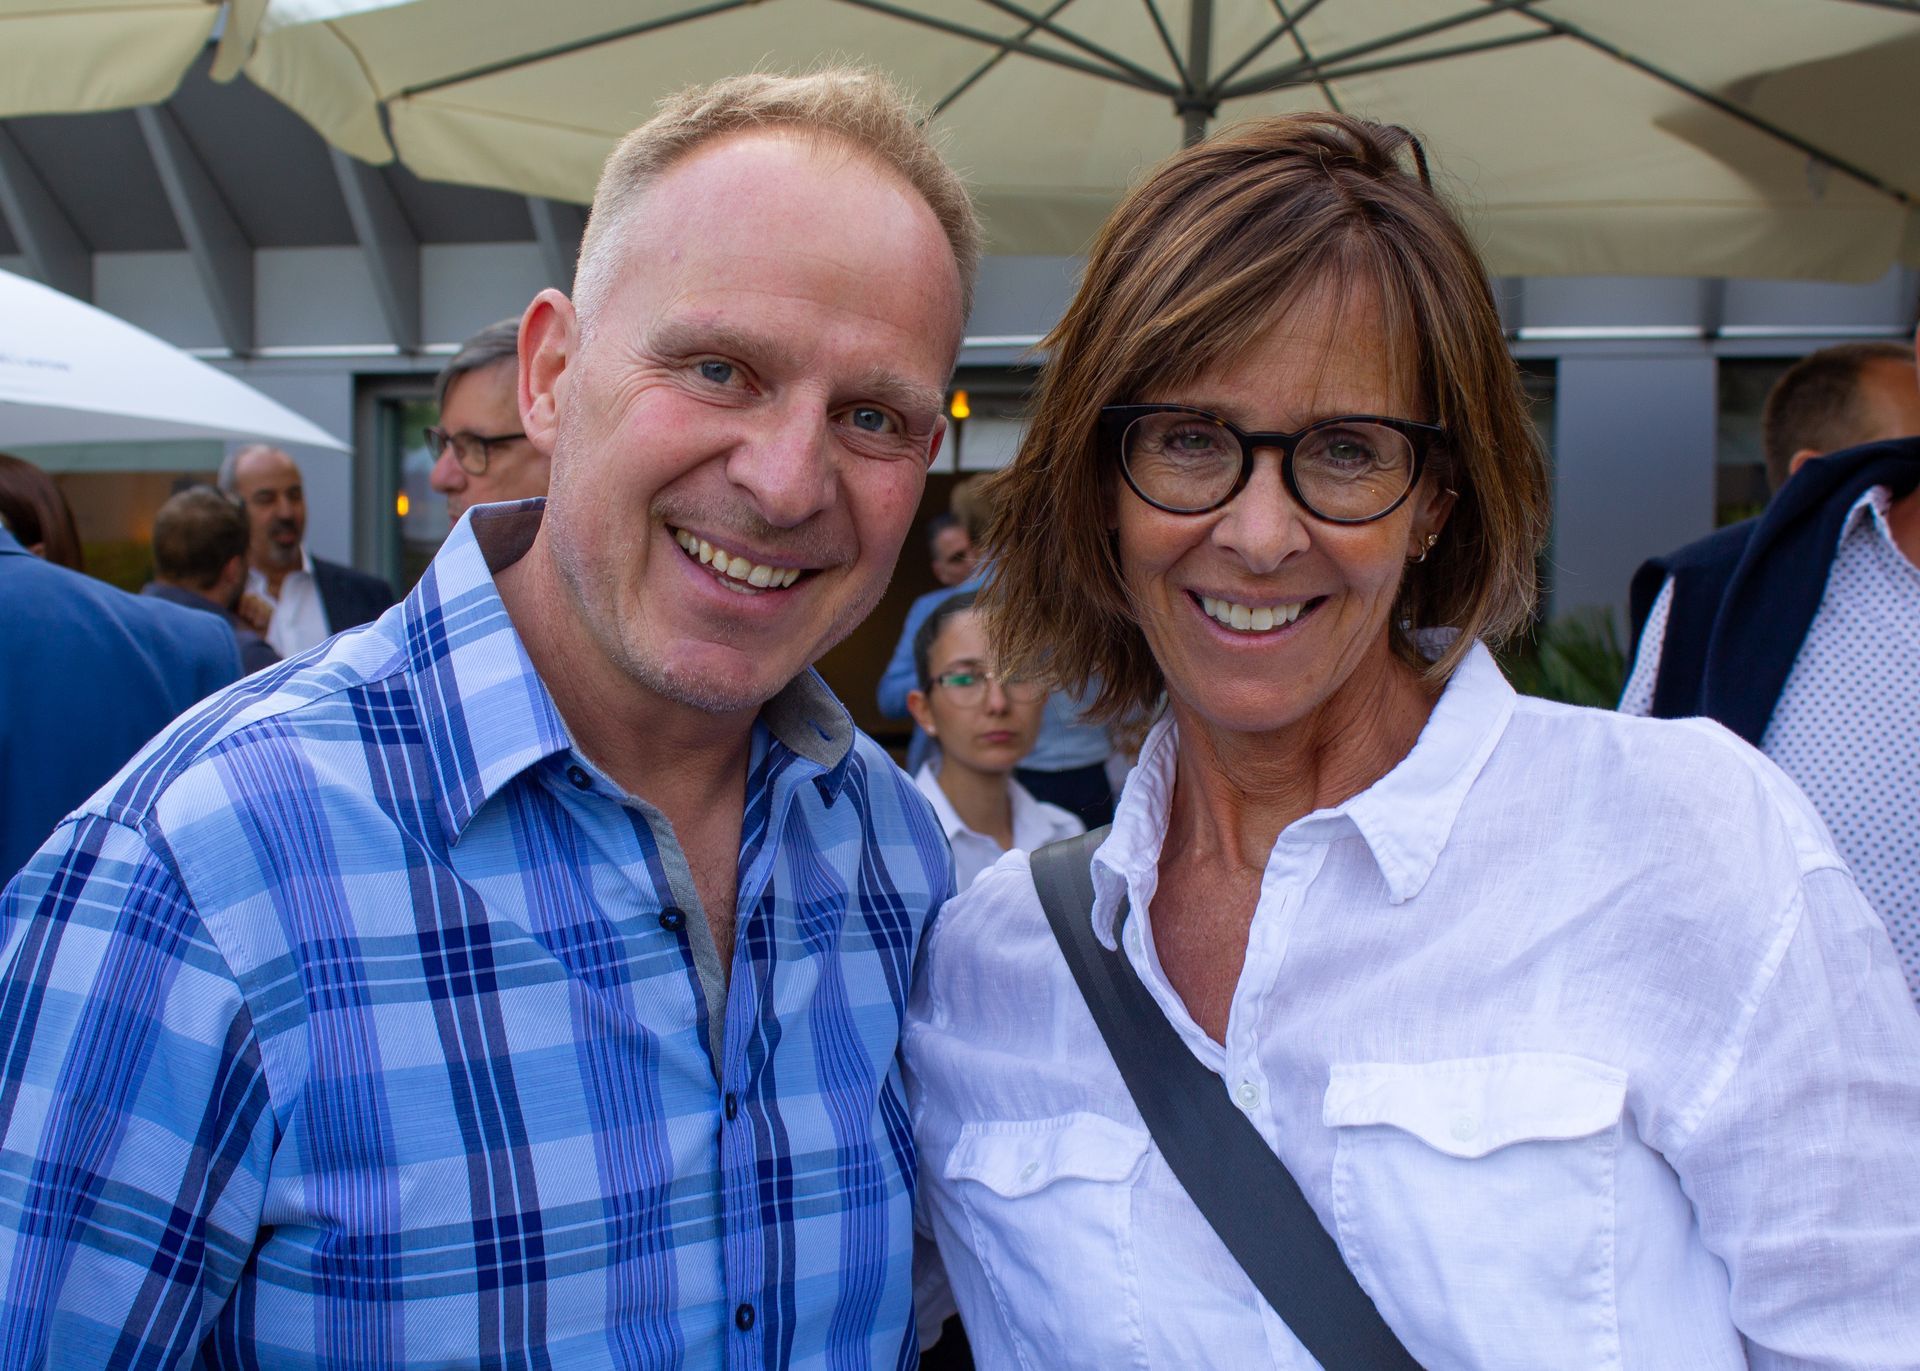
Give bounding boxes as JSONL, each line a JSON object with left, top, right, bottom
{"left": 906, "top": 591, "right": 1081, "bottom": 892}
{"left": 428, "top": 317, "right": 553, "bottom": 525}
{"left": 0, "top": 68, "right": 977, "bottom": 1368}
{"left": 925, "top": 511, "right": 976, "bottom": 588}
{"left": 1623, "top": 334, "right": 1920, "bottom": 1001}
{"left": 142, "top": 485, "right": 279, "bottom": 674}
{"left": 0, "top": 512, "right": 237, "bottom": 879}
{"left": 220, "top": 443, "right": 396, "bottom": 656}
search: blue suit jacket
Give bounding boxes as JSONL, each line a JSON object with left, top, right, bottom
{"left": 0, "top": 527, "right": 240, "bottom": 878}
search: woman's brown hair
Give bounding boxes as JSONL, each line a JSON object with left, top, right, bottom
{"left": 0, "top": 452, "right": 85, "bottom": 572}
{"left": 979, "top": 113, "right": 1550, "bottom": 726}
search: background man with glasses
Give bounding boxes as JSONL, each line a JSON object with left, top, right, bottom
{"left": 429, "top": 317, "right": 552, "bottom": 525}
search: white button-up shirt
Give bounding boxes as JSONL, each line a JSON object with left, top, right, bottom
{"left": 248, "top": 547, "right": 329, "bottom": 658}
{"left": 1623, "top": 487, "right": 1920, "bottom": 1001}
{"left": 908, "top": 643, "right": 1920, "bottom": 1370}
{"left": 912, "top": 762, "right": 1083, "bottom": 894}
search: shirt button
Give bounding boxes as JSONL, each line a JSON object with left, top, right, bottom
{"left": 724, "top": 1092, "right": 739, "bottom": 1121}
{"left": 658, "top": 908, "right": 685, "bottom": 932}
{"left": 1451, "top": 1114, "right": 1478, "bottom": 1143}
{"left": 1018, "top": 1160, "right": 1039, "bottom": 1182}
{"left": 734, "top": 1302, "right": 755, "bottom": 1332}
{"left": 1235, "top": 1080, "right": 1261, "bottom": 1111}
{"left": 565, "top": 764, "right": 591, "bottom": 790}
{"left": 1125, "top": 921, "right": 1143, "bottom": 954}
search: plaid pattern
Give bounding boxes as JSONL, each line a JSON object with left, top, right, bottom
{"left": 0, "top": 503, "right": 953, "bottom": 1370}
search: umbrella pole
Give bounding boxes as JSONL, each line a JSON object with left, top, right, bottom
{"left": 1180, "top": 0, "right": 1215, "bottom": 146}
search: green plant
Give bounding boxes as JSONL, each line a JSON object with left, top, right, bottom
{"left": 1498, "top": 607, "right": 1629, "bottom": 709}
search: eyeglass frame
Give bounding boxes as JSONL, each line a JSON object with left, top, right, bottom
{"left": 929, "top": 665, "right": 1047, "bottom": 706}
{"left": 423, "top": 425, "right": 528, "bottom": 477}
{"left": 1098, "top": 403, "right": 1446, "bottom": 524}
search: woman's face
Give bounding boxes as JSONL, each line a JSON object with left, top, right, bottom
{"left": 1114, "top": 283, "right": 1451, "bottom": 739}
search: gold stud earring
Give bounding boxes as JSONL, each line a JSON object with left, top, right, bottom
{"left": 1410, "top": 532, "right": 1439, "bottom": 564}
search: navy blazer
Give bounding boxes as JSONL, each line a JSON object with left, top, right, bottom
{"left": 1, "top": 527, "right": 241, "bottom": 879}
{"left": 313, "top": 556, "right": 397, "bottom": 634}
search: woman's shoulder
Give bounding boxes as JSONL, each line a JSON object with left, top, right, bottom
{"left": 1494, "top": 695, "right": 1843, "bottom": 878}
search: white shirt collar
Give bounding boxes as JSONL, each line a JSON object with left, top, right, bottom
{"left": 1089, "top": 637, "right": 1515, "bottom": 947}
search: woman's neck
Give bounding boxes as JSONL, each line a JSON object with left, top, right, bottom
{"left": 937, "top": 758, "right": 1017, "bottom": 850}
{"left": 1166, "top": 650, "right": 1439, "bottom": 874}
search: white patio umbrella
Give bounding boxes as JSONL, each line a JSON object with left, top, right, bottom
{"left": 0, "top": 268, "right": 347, "bottom": 448}
{"left": 218, "top": 0, "right": 1920, "bottom": 280}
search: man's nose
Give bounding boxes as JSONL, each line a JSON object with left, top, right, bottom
{"left": 727, "top": 401, "right": 837, "bottom": 529}
{"left": 1213, "top": 449, "right": 1311, "bottom": 574}
{"left": 428, "top": 446, "right": 467, "bottom": 495}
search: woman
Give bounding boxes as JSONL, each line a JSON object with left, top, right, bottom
{"left": 0, "top": 451, "right": 85, "bottom": 570}
{"left": 905, "top": 114, "right": 1920, "bottom": 1369}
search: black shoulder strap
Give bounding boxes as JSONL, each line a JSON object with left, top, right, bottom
{"left": 1030, "top": 830, "right": 1421, "bottom": 1369}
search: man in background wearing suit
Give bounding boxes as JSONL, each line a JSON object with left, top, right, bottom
{"left": 220, "top": 443, "right": 395, "bottom": 655}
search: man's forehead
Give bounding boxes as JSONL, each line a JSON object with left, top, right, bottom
{"left": 234, "top": 452, "right": 300, "bottom": 489}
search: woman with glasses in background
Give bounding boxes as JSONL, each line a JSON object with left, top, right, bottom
{"left": 904, "top": 113, "right": 1920, "bottom": 1369}
{"left": 907, "top": 590, "right": 1083, "bottom": 895}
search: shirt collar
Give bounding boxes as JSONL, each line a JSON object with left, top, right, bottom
{"left": 913, "top": 763, "right": 971, "bottom": 844}
{"left": 1088, "top": 636, "right": 1514, "bottom": 947}
{"left": 1840, "top": 484, "right": 1898, "bottom": 554}
{"left": 411, "top": 499, "right": 855, "bottom": 841}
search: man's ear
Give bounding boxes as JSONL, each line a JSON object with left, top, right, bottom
{"left": 906, "top": 688, "right": 937, "bottom": 739}
{"left": 1788, "top": 448, "right": 1821, "bottom": 479}
{"left": 520, "top": 289, "right": 576, "bottom": 456}
{"left": 924, "top": 415, "right": 949, "bottom": 471}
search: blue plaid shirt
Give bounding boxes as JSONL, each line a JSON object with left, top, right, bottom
{"left": 0, "top": 501, "right": 954, "bottom": 1369}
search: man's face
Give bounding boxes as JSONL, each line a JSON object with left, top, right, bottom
{"left": 930, "top": 524, "right": 976, "bottom": 587}
{"left": 431, "top": 358, "right": 551, "bottom": 525}
{"left": 526, "top": 130, "right": 962, "bottom": 719}
{"left": 230, "top": 449, "right": 306, "bottom": 573}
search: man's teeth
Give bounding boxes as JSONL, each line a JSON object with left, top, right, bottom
{"left": 1199, "top": 595, "right": 1307, "bottom": 632}
{"left": 674, "top": 528, "right": 800, "bottom": 590}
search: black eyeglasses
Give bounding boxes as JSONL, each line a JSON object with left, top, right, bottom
{"left": 931, "top": 667, "right": 1047, "bottom": 706}
{"left": 423, "top": 425, "right": 526, "bottom": 477}
{"left": 1100, "top": 404, "right": 1444, "bottom": 523}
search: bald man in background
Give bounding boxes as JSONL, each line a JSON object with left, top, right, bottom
{"left": 220, "top": 444, "right": 396, "bottom": 656}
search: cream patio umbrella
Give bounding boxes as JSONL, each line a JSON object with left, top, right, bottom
{"left": 0, "top": 0, "right": 224, "bottom": 116}
{"left": 219, "top": 0, "right": 1920, "bottom": 280}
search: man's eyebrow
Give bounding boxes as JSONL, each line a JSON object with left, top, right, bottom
{"left": 646, "top": 319, "right": 798, "bottom": 372}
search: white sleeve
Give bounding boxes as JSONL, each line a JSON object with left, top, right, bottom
{"left": 1617, "top": 576, "right": 1673, "bottom": 715}
{"left": 1669, "top": 864, "right": 1920, "bottom": 1368}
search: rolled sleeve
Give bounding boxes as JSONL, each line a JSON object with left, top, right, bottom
{"left": 1671, "top": 864, "right": 1920, "bottom": 1369}
{"left": 0, "top": 815, "right": 273, "bottom": 1369}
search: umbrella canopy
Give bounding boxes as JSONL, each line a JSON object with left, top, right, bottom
{"left": 0, "top": 268, "right": 347, "bottom": 448}
{"left": 0, "top": 0, "right": 222, "bottom": 117}
{"left": 222, "top": 0, "right": 1920, "bottom": 280}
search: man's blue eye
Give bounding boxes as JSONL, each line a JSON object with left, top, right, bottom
{"left": 849, "top": 407, "right": 892, "bottom": 433}
{"left": 697, "top": 360, "right": 735, "bottom": 385}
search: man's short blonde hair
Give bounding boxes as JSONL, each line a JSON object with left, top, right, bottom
{"left": 574, "top": 68, "right": 980, "bottom": 332}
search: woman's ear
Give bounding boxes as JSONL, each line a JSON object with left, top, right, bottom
{"left": 1412, "top": 479, "right": 1458, "bottom": 553}
{"left": 906, "top": 688, "right": 937, "bottom": 739}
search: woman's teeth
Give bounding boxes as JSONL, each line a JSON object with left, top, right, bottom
{"left": 674, "top": 528, "right": 801, "bottom": 590}
{"left": 1199, "top": 595, "right": 1307, "bottom": 633}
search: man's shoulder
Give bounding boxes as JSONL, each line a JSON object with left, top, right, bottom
{"left": 82, "top": 614, "right": 413, "bottom": 837}
{"left": 4, "top": 555, "right": 239, "bottom": 677}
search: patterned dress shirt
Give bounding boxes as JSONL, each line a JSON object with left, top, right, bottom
{"left": 0, "top": 500, "right": 954, "bottom": 1370}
